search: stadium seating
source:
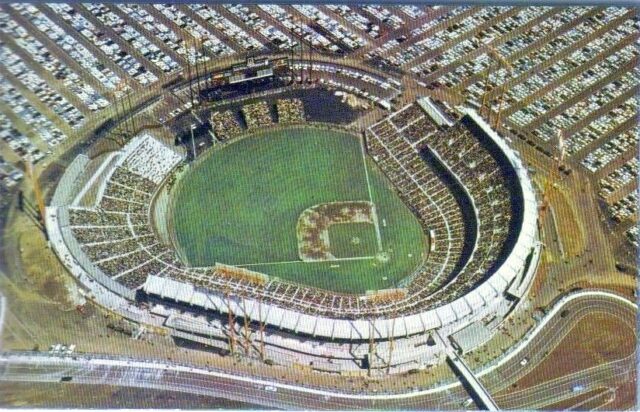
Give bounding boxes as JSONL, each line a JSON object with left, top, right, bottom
{"left": 60, "top": 111, "right": 525, "bottom": 320}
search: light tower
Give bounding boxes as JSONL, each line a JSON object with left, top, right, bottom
{"left": 386, "top": 305, "right": 398, "bottom": 374}
{"left": 480, "top": 46, "right": 513, "bottom": 128}
{"left": 182, "top": 37, "right": 195, "bottom": 109}
{"left": 191, "top": 37, "right": 205, "bottom": 101}
{"left": 224, "top": 288, "right": 236, "bottom": 356}
{"left": 492, "top": 50, "right": 513, "bottom": 130}
{"left": 368, "top": 318, "right": 376, "bottom": 376}
{"left": 258, "top": 294, "right": 266, "bottom": 361}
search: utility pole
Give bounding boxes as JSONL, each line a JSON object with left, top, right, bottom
{"left": 241, "top": 293, "right": 250, "bottom": 356}
{"left": 480, "top": 58, "right": 494, "bottom": 117}
{"left": 114, "top": 81, "right": 129, "bottom": 143}
{"left": 557, "top": 129, "right": 566, "bottom": 172}
{"left": 486, "top": 46, "right": 513, "bottom": 129}
{"left": 183, "top": 37, "right": 195, "bottom": 109}
{"left": 258, "top": 295, "right": 266, "bottom": 361}
{"left": 387, "top": 307, "right": 397, "bottom": 374}
{"left": 289, "top": 32, "right": 295, "bottom": 84}
{"left": 125, "top": 79, "right": 136, "bottom": 135}
{"left": 493, "top": 62, "right": 513, "bottom": 130}
{"left": 539, "top": 130, "right": 564, "bottom": 222}
{"left": 294, "top": 22, "right": 304, "bottom": 84}
{"left": 190, "top": 123, "right": 197, "bottom": 160}
{"left": 192, "top": 37, "right": 204, "bottom": 101}
{"left": 225, "top": 289, "right": 236, "bottom": 356}
{"left": 368, "top": 318, "right": 376, "bottom": 377}
{"left": 307, "top": 39, "right": 313, "bottom": 83}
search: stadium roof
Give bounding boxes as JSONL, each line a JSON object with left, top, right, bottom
{"left": 449, "top": 321, "right": 493, "bottom": 353}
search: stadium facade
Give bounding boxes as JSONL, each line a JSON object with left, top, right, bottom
{"left": 46, "top": 100, "right": 540, "bottom": 375}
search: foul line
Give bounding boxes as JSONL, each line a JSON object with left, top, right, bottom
{"left": 359, "top": 133, "right": 383, "bottom": 252}
{"left": 235, "top": 256, "right": 376, "bottom": 267}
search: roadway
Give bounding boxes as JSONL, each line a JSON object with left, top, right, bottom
{"left": 483, "top": 293, "right": 636, "bottom": 409}
{"left": 0, "top": 291, "right": 634, "bottom": 410}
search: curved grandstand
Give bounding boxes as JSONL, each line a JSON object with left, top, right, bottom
{"left": 47, "top": 98, "right": 540, "bottom": 373}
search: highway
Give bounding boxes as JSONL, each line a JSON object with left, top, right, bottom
{"left": 483, "top": 292, "right": 636, "bottom": 409}
{"left": 0, "top": 291, "right": 634, "bottom": 410}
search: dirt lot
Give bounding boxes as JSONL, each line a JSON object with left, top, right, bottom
{"left": 497, "top": 312, "right": 636, "bottom": 400}
{"left": 542, "top": 377, "right": 636, "bottom": 411}
{"left": 0, "top": 382, "right": 263, "bottom": 409}
{"left": 542, "top": 387, "right": 611, "bottom": 410}
{"left": 601, "top": 378, "right": 637, "bottom": 411}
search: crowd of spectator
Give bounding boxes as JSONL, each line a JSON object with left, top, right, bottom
{"left": 242, "top": 101, "right": 273, "bottom": 129}
{"left": 57, "top": 98, "right": 532, "bottom": 321}
{"left": 365, "top": 102, "right": 518, "bottom": 314}
{"left": 210, "top": 110, "right": 242, "bottom": 141}
{"left": 68, "top": 135, "right": 183, "bottom": 290}
{"left": 276, "top": 98, "right": 305, "bottom": 124}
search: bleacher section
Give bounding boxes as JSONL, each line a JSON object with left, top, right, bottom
{"left": 119, "top": 135, "right": 182, "bottom": 184}
{"left": 59, "top": 134, "right": 184, "bottom": 290}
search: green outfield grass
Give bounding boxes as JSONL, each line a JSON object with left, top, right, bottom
{"left": 170, "top": 126, "right": 427, "bottom": 293}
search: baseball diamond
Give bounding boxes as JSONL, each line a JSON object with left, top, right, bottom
{"left": 169, "top": 127, "right": 427, "bottom": 293}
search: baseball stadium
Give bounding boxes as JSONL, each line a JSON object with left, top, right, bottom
{"left": 2, "top": 5, "right": 639, "bottom": 408}
{"left": 45, "top": 57, "right": 540, "bottom": 375}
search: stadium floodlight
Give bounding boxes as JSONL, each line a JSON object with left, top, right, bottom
{"left": 190, "top": 123, "right": 197, "bottom": 160}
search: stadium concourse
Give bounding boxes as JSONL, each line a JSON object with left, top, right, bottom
{"left": 46, "top": 99, "right": 540, "bottom": 376}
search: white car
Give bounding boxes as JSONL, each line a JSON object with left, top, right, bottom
{"left": 264, "top": 385, "right": 277, "bottom": 392}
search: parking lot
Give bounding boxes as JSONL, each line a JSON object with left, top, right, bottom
{"left": 0, "top": 4, "right": 636, "bottom": 246}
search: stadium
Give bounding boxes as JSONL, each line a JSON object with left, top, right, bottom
{"left": 45, "top": 58, "right": 540, "bottom": 376}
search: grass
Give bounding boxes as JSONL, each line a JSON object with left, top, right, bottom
{"left": 171, "top": 126, "right": 427, "bottom": 293}
{"left": 328, "top": 222, "right": 378, "bottom": 259}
